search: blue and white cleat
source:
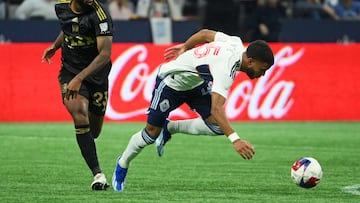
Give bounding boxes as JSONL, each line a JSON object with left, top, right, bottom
{"left": 112, "top": 156, "right": 128, "bottom": 192}
{"left": 155, "top": 120, "right": 172, "bottom": 157}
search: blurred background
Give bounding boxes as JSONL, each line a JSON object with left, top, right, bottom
{"left": 1, "top": 0, "right": 360, "bottom": 43}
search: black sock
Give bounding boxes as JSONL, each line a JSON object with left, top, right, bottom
{"left": 75, "top": 125, "right": 101, "bottom": 176}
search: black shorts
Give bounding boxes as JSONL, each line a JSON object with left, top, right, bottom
{"left": 58, "top": 68, "right": 109, "bottom": 116}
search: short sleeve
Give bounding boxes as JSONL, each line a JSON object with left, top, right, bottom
{"left": 214, "top": 32, "right": 243, "bottom": 44}
{"left": 209, "top": 56, "right": 235, "bottom": 99}
{"left": 93, "top": 2, "right": 114, "bottom": 36}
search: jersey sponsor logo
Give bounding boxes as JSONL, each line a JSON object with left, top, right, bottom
{"left": 64, "top": 34, "right": 95, "bottom": 47}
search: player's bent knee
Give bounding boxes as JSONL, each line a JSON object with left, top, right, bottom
{"left": 204, "top": 121, "right": 224, "bottom": 135}
{"left": 145, "top": 123, "right": 162, "bottom": 138}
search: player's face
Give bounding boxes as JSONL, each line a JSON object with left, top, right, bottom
{"left": 243, "top": 60, "right": 270, "bottom": 79}
{"left": 75, "top": 0, "right": 93, "bottom": 11}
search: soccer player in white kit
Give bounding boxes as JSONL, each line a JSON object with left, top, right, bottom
{"left": 112, "top": 29, "right": 274, "bottom": 191}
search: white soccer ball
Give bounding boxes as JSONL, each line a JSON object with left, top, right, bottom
{"left": 290, "top": 157, "right": 323, "bottom": 188}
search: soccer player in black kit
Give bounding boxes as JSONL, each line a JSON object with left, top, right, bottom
{"left": 42, "top": 0, "right": 113, "bottom": 190}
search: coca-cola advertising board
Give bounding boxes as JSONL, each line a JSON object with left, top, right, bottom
{"left": 0, "top": 43, "right": 359, "bottom": 122}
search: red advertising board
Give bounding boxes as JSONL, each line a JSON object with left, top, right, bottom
{"left": 0, "top": 43, "right": 359, "bottom": 122}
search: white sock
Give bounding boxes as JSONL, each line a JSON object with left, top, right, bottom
{"left": 119, "top": 129, "right": 154, "bottom": 168}
{"left": 168, "top": 118, "right": 222, "bottom": 136}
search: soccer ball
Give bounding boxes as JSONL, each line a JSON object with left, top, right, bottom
{"left": 290, "top": 157, "right": 323, "bottom": 188}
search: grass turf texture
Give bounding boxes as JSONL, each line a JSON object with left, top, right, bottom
{"left": 0, "top": 122, "right": 359, "bottom": 203}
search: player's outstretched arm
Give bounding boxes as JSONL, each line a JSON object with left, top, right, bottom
{"left": 164, "top": 43, "right": 186, "bottom": 60}
{"left": 164, "top": 29, "right": 217, "bottom": 60}
{"left": 42, "top": 31, "right": 64, "bottom": 64}
{"left": 208, "top": 92, "right": 255, "bottom": 160}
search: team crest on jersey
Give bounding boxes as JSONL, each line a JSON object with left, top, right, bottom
{"left": 71, "top": 17, "right": 79, "bottom": 23}
{"left": 159, "top": 99, "right": 170, "bottom": 112}
{"left": 99, "top": 22, "right": 108, "bottom": 32}
{"left": 72, "top": 24, "right": 79, "bottom": 33}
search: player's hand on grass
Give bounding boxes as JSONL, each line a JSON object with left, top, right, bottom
{"left": 42, "top": 45, "right": 57, "bottom": 64}
{"left": 164, "top": 43, "right": 186, "bottom": 60}
{"left": 233, "top": 139, "right": 255, "bottom": 160}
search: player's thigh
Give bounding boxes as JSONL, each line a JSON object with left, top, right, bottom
{"left": 58, "top": 69, "right": 90, "bottom": 119}
{"left": 186, "top": 82, "right": 212, "bottom": 120}
{"left": 147, "top": 78, "right": 185, "bottom": 127}
{"left": 63, "top": 95, "right": 90, "bottom": 123}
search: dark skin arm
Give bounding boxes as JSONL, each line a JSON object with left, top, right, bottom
{"left": 42, "top": 33, "right": 113, "bottom": 100}
{"left": 64, "top": 36, "right": 112, "bottom": 100}
{"left": 206, "top": 92, "right": 255, "bottom": 160}
{"left": 41, "top": 31, "right": 64, "bottom": 64}
{"left": 164, "top": 29, "right": 217, "bottom": 60}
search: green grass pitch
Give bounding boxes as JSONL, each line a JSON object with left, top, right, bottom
{"left": 0, "top": 122, "right": 359, "bottom": 203}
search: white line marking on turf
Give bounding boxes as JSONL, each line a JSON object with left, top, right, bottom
{"left": 342, "top": 184, "right": 360, "bottom": 195}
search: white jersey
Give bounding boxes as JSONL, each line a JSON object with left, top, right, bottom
{"left": 158, "top": 32, "right": 245, "bottom": 98}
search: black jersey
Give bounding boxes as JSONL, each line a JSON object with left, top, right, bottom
{"left": 55, "top": 0, "right": 114, "bottom": 84}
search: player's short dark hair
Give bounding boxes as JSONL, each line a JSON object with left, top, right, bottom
{"left": 246, "top": 40, "right": 274, "bottom": 67}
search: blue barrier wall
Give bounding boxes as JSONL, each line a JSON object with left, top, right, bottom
{"left": 0, "top": 19, "right": 359, "bottom": 42}
{"left": 0, "top": 19, "right": 201, "bottom": 42}
{"left": 280, "top": 19, "right": 360, "bottom": 42}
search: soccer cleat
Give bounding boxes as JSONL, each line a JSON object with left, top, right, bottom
{"left": 112, "top": 156, "right": 128, "bottom": 192}
{"left": 155, "top": 120, "right": 172, "bottom": 157}
{"left": 91, "top": 173, "right": 110, "bottom": 191}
